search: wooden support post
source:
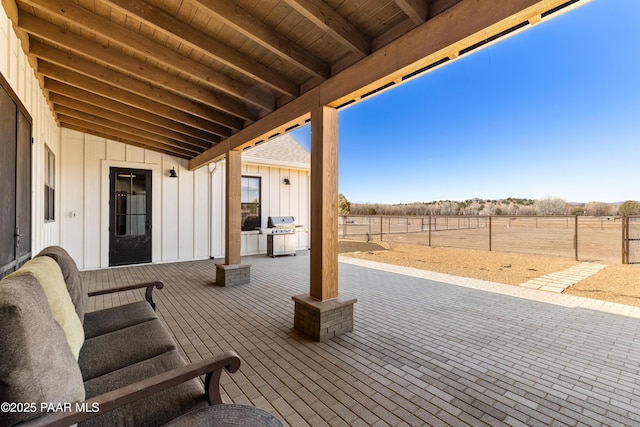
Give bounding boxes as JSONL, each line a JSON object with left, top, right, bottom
{"left": 225, "top": 150, "right": 242, "bottom": 266}
{"left": 216, "top": 149, "right": 250, "bottom": 286}
{"left": 309, "top": 106, "right": 338, "bottom": 301}
{"left": 293, "top": 105, "right": 355, "bottom": 341}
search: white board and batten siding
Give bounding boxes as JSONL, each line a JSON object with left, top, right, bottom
{"left": 1, "top": 8, "right": 61, "bottom": 252}
{"left": 59, "top": 129, "right": 310, "bottom": 269}
{"left": 2, "top": 7, "right": 310, "bottom": 269}
{"left": 210, "top": 160, "right": 310, "bottom": 258}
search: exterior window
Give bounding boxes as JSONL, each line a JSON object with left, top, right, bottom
{"left": 44, "top": 146, "right": 55, "bottom": 222}
{"left": 241, "top": 176, "right": 261, "bottom": 231}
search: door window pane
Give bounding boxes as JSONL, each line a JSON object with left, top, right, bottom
{"left": 115, "top": 173, "right": 147, "bottom": 236}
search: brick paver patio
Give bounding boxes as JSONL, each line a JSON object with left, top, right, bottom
{"left": 83, "top": 252, "right": 640, "bottom": 426}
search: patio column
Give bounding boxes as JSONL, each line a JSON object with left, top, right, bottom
{"left": 292, "top": 106, "right": 356, "bottom": 341}
{"left": 216, "top": 149, "right": 251, "bottom": 286}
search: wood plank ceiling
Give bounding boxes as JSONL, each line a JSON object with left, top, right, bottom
{"left": 3, "top": 0, "right": 586, "bottom": 165}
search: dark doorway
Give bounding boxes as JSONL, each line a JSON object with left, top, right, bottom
{"left": 0, "top": 75, "right": 32, "bottom": 279}
{"left": 109, "top": 168, "right": 152, "bottom": 266}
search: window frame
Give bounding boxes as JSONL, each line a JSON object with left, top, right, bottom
{"left": 241, "top": 175, "right": 261, "bottom": 232}
{"left": 44, "top": 145, "right": 55, "bottom": 222}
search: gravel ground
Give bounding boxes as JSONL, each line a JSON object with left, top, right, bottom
{"left": 339, "top": 240, "right": 640, "bottom": 307}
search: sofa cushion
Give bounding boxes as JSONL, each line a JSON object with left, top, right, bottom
{"left": 84, "top": 300, "right": 158, "bottom": 339}
{"left": 82, "top": 350, "right": 207, "bottom": 427}
{"left": 36, "top": 245, "right": 87, "bottom": 323}
{"left": 79, "top": 318, "right": 177, "bottom": 380}
{"left": 0, "top": 274, "right": 85, "bottom": 425}
{"left": 6, "top": 256, "right": 85, "bottom": 359}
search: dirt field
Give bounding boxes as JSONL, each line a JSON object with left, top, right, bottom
{"left": 340, "top": 215, "right": 625, "bottom": 264}
{"left": 338, "top": 240, "right": 640, "bottom": 308}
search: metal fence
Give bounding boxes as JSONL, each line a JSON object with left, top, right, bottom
{"left": 339, "top": 215, "right": 626, "bottom": 264}
{"left": 622, "top": 215, "right": 640, "bottom": 264}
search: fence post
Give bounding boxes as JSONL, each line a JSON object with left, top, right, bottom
{"left": 406, "top": 217, "right": 409, "bottom": 234}
{"left": 622, "top": 216, "right": 629, "bottom": 264}
{"left": 574, "top": 215, "right": 578, "bottom": 261}
{"left": 344, "top": 216, "right": 347, "bottom": 238}
{"left": 489, "top": 216, "right": 492, "bottom": 251}
{"left": 380, "top": 216, "right": 383, "bottom": 241}
{"left": 428, "top": 216, "right": 432, "bottom": 246}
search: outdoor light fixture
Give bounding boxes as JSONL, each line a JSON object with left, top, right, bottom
{"left": 283, "top": 177, "right": 290, "bottom": 185}
{"left": 169, "top": 167, "right": 178, "bottom": 178}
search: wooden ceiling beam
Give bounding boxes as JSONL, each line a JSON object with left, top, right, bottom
{"left": 17, "top": 12, "right": 275, "bottom": 113}
{"left": 59, "top": 119, "right": 196, "bottom": 159}
{"left": 283, "top": 0, "right": 370, "bottom": 56}
{"left": 28, "top": 38, "right": 255, "bottom": 123}
{"left": 35, "top": 55, "right": 242, "bottom": 131}
{"left": 394, "top": 0, "right": 429, "bottom": 25}
{"left": 428, "top": 0, "right": 463, "bottom": 18}
{"left": 37, "top": 60, "right": 239, "bottom": 136}
{"left": 189, "top": 87, "right": 317, "bottom": 169}
{"left": 55, "top": 107, "right": 203, "bottom": 155}
{"left": 102, "top": 0, "right": 299, "bottom": 98}
{"left": 191, "top": 0, "right": 330, "bottom": 79}
{"left": 41, "top": 71, "right": 231, "bottom": 138}
{"left": 371, "top": 19, "right": 416, "bottom": 52}
{"left": 50, "top": 95, "right": 213, "bottom": 151}
{"left": 189, "top": 0, "right": 579, "bottom": 170}
{"left": 44, "top": 81, "right": 219, "bottom": 145}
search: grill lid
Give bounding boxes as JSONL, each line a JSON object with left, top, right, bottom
{"left": 267, "top": 216, "right": 295, "bottom": 227}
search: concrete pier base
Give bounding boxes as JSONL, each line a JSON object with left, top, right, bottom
{"left": 292, "top": 293, "right": 357, "bottom": 342}
{"left": 215, "top": 263, "right": 251, "bottom": 287}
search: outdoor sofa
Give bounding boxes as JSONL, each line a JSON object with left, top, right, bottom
{"left": 0, "top": 246, "right": 240, "bottom": 426}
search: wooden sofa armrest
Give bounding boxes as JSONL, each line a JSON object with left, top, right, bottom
{"left": 20, "top": 351, "right": 241, "bottom": 427}
{"left": 88, "top": 281, "right": 164, "bottom": 310}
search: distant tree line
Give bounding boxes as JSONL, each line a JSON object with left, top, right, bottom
{"left": 339, "top": 195, "right": 640, "bottom": 217}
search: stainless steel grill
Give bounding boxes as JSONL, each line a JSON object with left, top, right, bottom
{"left": 262, "top": 216, "right": 297, "bottom": 257}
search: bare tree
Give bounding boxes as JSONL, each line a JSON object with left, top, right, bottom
{"left": 440, "top": 201, "right": 459, "bottom": 215}
{"left": 585, "top": 201, "right": 613, "bottom": 217}
{"left": 518, "top": 205, "right": 537, "bottom": 215}
{"left": 534, "top": 197, "right": 567, "bottom": 215}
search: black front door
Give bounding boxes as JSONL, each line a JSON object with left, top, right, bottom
{"left": 0, "top": 76, "right": 31, "bottom": 279}
{"left": 109, "top": 168, "right": 152, "bottom": 266}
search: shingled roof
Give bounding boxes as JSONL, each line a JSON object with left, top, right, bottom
{"left": 242, "top": 134, "right": 310, "bottom": 168}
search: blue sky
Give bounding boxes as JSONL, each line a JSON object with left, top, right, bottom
{"left": 292, "top": 0, "right": 640, "bottom": 204}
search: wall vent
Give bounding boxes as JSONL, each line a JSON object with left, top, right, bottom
{"left": 336, "top": 99, "right": 356, "bottom": 109}
{"left": 360, "top": 81, "right": 396, "bottom": 99}
{"left": 402, "top": 57, "right": 450, "bottom": 81}
{"left": 542, "top": 0, "right": 581, "bottom": 18}
{"left": 459, "top": 21, "right": 528, "bottom": 56}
